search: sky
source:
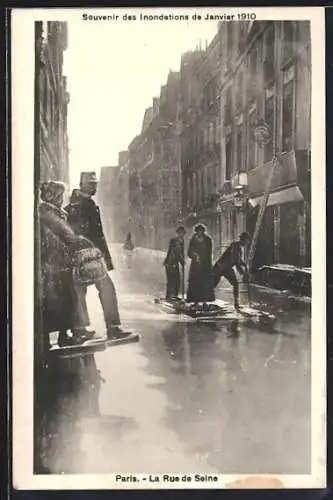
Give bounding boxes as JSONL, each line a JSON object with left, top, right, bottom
{"left": 63, "top": 18, "right": 218, "bottom": 188}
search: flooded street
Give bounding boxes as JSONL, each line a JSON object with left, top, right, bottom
{"left": 46, "top": 247, "right": 311, "bottom": 476}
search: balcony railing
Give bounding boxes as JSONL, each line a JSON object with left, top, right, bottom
{"left": 248, "top": 150, "right": 297, "bottom": 196}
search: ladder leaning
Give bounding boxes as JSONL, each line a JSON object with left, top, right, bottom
{"left": 247, "top": 155, "right": 279, "bottom": 272}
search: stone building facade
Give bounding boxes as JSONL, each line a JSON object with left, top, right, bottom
{"left": 127, "top": 72, "right": 182, "bottom": 251}
{"left": 35, "top": 21, "right": 70, "bottom": 366}
{"left": 121, "top": 21, "right": 311, "bottom": 269}
{"left": 35, "top": 21, "right": 70, "bottom": 189}
{"left": 180, "top": 39, "right": 223, "bottom": 260}
{"left": 219, "top": 21, "right": 311, "bottom": 268}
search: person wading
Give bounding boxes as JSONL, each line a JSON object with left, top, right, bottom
{"left": 187, "top": 224, "right": 215, "bottom": 305}
{"left": 65, "top": 172, "right": 132, "bottom": 341}
{"left": 163, "top": 226, "right": 186, "bottom": 300}
{"left": 213, "top": 231, "right": 251, "bottom": 311}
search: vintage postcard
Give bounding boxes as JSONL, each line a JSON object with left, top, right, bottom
{"left": 11, "top": 6, "right": 326, "bottom": 490}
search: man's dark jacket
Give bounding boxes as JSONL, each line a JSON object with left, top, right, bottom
{"left": 213, "top": 241, "right": 247, "bottom": 275}
{"left": 65, "top": 194, "right": 114, "bottom": 271}
{"left": 163, "top": 237, "right": 185, "bottom": 268}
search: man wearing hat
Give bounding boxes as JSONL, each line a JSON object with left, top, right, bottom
{"left": 212, "top": 231, "right": 251, "bottom": 310}
{"left": 163, "top": 226, "right": 186, "bottom": 300}
{"left": 65, "top": 171, "right": 131, "bottom": 341}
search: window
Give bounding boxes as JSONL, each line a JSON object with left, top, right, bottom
{"left": 282, "top": 65, "right": 296, "bottom": 152}
{"left": 215, "top": 116, "right": 220, "bottom": 143}
{"left": 211, "top": 165, "right": 216, "bottom": 192}
{"left": 264, "top": 27, "right": 275, "bottom": 84}
{"left": 211, "top": 122, "right": 216, "bottom": 149}
{"left": 209, "top": 123, "right": 214, "bottom": 150}
{"left": 225, "top": 133, "right": 232, "bottom": 180}
{"left": 264, "top": 85, "right": 275, "bottom": 162}
{"left": 224, "top": 86, "right": 232, "bottom": 123}
{"left": 201, "top": 170, "right": 205, "bottom": 200}
{"left": 248, "top": 107, "right": 257, "bottom": 170}
{"left": 238, "top": 22, "right": 246, "bottom": 54}
{"left": 186, "top": 177, "right": 191, "bottom": 208}
{"left": 235, "top": 124, "right": 244, "bottom": 173}
{"left": 248, "top": 48, "right": 258, "bottom": 99}
{"left": 235, "top": 72, "right": 243, "bottom": 110}
{"left": 282, "top": 21, "right": 295, "bottom": 61}
{"left": 197, "top": 170, "right": 202, "bottom": 204}
{"left": 226, "top": 23, "right": 234, "bottom": 66}
{"left": 193, "top": 173, "right": 197, "bottom": 206}
{"left": 50, "top": 89, "right": 54, "bottom": 133}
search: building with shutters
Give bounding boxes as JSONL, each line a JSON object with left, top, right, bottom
{"left": 35, "top": 21, "right": 70, "bottom": 188}
{"left": 219, "top": 20, "right": 311, "bottom": 268}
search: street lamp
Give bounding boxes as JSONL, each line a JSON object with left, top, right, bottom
{"left": 232, "top": 172, "right": 248, "bottom": 208}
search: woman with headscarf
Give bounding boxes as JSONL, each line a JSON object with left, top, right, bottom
{"left": 39, "top": 181, "right": 96, "bottom": 347}
{"left": 186, "top": 223, "right": 215, "bottom": 304}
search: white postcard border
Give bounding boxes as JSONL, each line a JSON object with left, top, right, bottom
{"left": 11, "top": 6, "right": 326, "bottom": 490}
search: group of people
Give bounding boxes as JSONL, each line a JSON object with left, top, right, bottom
{"left": 39, "top": 171, "right": 132, "bottom": 349}
{"left": 164, "top": 224, "right": 251, "bottom": 310}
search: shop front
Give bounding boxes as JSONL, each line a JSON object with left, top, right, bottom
{"left": 248, "top": 185, "right": 305, "bottom": 268}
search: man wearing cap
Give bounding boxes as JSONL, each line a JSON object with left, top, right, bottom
{"left": 163, "top": 226, "right": 186, "bottom": 300}
{"left": 65, "top": 172, "right": 130, "bottom": 341}
{"left": 212, "top": 231, "right": 251, "bottom": 311}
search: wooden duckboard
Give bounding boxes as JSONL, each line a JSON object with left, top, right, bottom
{"left": 154, "top": 297, "right": 275, "bottom": 323}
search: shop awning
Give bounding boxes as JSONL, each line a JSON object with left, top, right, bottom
{"left": 249, "top": 185, "right": 304, "bottom": 208}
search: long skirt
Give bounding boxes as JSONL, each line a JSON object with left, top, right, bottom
{"left": 165, "top": 265, "right": 181, "bottom": 299}
{"left": 187, "top": 262, "right": 215, "bottom": 303}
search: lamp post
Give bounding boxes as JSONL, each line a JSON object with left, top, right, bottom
{"left": 232, "top": 171, "right": 248, "bottom": 235}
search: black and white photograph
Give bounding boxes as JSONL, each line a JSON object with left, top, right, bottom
{"left": 11, "top": 7, "right": 326, "bottom": 490}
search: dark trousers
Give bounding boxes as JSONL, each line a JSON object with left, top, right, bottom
{"left": 74, "top": 273, "right": 121, "bottom": 330}
{"left": 165, "top": 265, "right": 181, "bottom": 299}
{"left": 213, "top": 266, "right": 239, "bottom": 305}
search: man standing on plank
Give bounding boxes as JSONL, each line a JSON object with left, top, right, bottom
{"left": 65, "top": 172, "right": 132, "bottom": 342}
{"left": 163, "top": 226, "right": 186, "bottom": 300}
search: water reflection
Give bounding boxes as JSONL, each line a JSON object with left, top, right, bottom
{"left": 156, "top": 309, "right": 310, "bottom": 474}
{"left": 36, "top": 354, "right": 104, "bottom": 474}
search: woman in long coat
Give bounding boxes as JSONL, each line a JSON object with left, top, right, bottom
{"left": 39, "top": 181, "right": 93, "bottom": 346}
{"left": 186, "top": 224, "right": 215, "bottom": 304}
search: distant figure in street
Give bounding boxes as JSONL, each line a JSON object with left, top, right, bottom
{"left": 123, "top": 232, "right": 135, "bottom": 269}
{"left": 65, "top": 172, "right": 132, "bottom": 341}
{"left": 213, "top": 231, "right": 251, "bottom": 310}
{"left": 187, "top": 224, "right": 215, "bottom": 304}
{"left": 163, "top": 226, "right": 186, "bottom": 300}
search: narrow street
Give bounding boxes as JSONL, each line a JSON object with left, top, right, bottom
{"left": 47, "top": 245, "right": 311, "bottom": 476}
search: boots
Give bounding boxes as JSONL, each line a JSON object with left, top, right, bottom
{"left": 71, "top": 328, "right": 97, "bottom": 344}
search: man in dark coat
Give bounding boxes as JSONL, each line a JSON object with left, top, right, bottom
{"left": 65, "top": 172, "right": 131, "bottom": 341}
{"left": 187, "top": 224, "right": 215, "bottom": 304}
{"left": 213, "top": 231, "right": 251, "bottom": 310}
{"left": 163, "top": 226, "right": 186, "bottom": 300}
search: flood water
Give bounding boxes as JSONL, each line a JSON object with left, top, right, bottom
{"left": 41, "top": 247, "right": 311, "bottom": 475}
